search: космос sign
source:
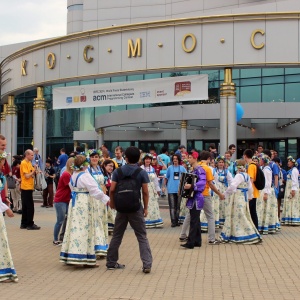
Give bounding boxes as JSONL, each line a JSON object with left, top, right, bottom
{"left": 1, "top": 12, "right": 300, "bottom": 100}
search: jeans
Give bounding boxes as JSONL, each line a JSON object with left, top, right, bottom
{"left": 54, "top": 202, "right": 69, "bottom": 241}
{"left": 106, "top": 206, "right": 152, "bottom": 269}
{"left": 168, "top": 193, "right": 181, "bottom": 225}
{"left": 249, "top": 198, "right": 258, "bottom": 229}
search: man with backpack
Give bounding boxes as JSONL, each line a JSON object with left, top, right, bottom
{"left": 243, "top": 149, "right": 262, "bottom": 229}
{"left": 106, "top": 146, "right": 153, "bottom": 273}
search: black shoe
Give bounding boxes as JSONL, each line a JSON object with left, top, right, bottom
{"left": 142, "top": 267, "right": 151, "bottom": 274}
{"left": 20, "top": 225, "right": 27, "bottom": 229}
{"left": 17, "top": 210, "right": 22, "bottom": 214}
{"left": 176, "top": 223, "right": 180, "bottom": 226}
{"left": 179, "top": 237, "right": 188, "bottom": 242}
{"left": 27, "top": 224, "right": 41, "bottom": 230}
{"left": 107, "top": 263, "right": 125, "bottom": 270}
{"left": 171, "top": 224, "right": 177, "bottom": 228}
{"left": 41, "top": 205, "right": 47, "bottom": 207}
{"left": 180, "top": 243, "right": 194, "bottom": 249}
{"left": 194, "top": 243, "right": 202, "bottom": 247}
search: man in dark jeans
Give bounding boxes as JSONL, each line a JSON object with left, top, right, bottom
{"left": 20, "top": 149, "right": 40, "bottom": 230}
{"left": 106, "top": 146, "right": 153, "bottom": 273}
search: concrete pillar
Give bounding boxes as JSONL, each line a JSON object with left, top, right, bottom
{"left": 220, "top": 68, "right": 236, "bottom": 158}
{"left": 96, "top": 128, "right": 104, "bottom": 149}
{"left": 6, "top": 96, "right": 18, "bottom": 164}
{"left": 180, "top": 120, "right": 187, "bottom": 147}
{"left": 33, "top": 87, "right": 47, "bottom": 165}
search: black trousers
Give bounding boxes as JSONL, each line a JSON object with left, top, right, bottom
{"left": 21, "top": 189, "right": 34, "bottom": 227}
{"left": 249, "top": 198, "right": 258, "bottom": 229}
{"left": 187, "top": 205, "right": 202, "bottom": 246}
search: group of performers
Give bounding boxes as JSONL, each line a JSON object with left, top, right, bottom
{"left": 2, "top": 145, "right": 300, "bottom": 281}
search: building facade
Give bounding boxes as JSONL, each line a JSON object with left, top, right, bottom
{"left": 1, "top": 0, "right": 300, "bottom": 163}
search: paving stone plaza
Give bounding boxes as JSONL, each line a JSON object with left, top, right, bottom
{"left": 2, "top": 203, "right": 300, "bottom": 300}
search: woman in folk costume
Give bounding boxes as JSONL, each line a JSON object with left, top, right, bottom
{"left": 60, "top": 155, "right": 110, "bottom": 267}
{"left": 178, "top": 159, "right": 192, "bottom": 225}
{"left": 257, "top": 154, "right": 280, "bottom": 234}
{"left": 87, "top": 149, "right": 109, "bottom": 257}
{"left": 220, "top": 159, "right": 262, "bottom": 244}
{"left": 101, "top": 159, "right": 117, "bottom": 234}
{"left": 281, "top": 156, "right": 300, "bottom": 225}
{"left": 213, "top": 156, "right": 233, "bottom": 226}
{"left": 140, "top": 153, "right": 163, "bottom": 228}
{"left": 0, "top": 151, "right": 18, "bottom": 283}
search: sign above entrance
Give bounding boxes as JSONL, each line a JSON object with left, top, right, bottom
{"left": 52, "top": 75, "right": 208, "bottom": 110}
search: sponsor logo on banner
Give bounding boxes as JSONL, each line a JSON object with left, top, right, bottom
{"left": 66, "top": 97, "right": 72, "bottom": 104}
{"left": 174, "top": 81, "right": 191, "bottom": 96}
{"left": 140, "top": 91, "right": 151, "bottom": 98}
{"left": 74, "top": 96, "right": 80, "bottom": 102}
{"left": 80, "top": 96, "right": 86, "bottom": 102}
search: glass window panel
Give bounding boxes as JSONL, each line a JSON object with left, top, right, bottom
{"left": 262, "top": 68, "right": 284, "bottom": 76}
{"left": 127, "top": 75, "right": 143, "bottom": 81}
{"left": 240, "top": 78, "right": 261, "bottom": 86}
{"left": 262, "top": 76, "right": 284, "bottom": 84}
{"left": 111, "top": 76, "right": 126, "bottom": 82}
{"left": 201, "top": 70, "right": 219, "bottom": 82}
{"left": 127, "top": 104, "right": 143, "bottom": 110}
{"left": 285, "top": 83, "right": 300, "bottom": 102}
{"left": 168, "top": 142, "right": 180, "bottom": 153}
{"left": 162, "top": 72, "right": 173, "bottom": 78}
{"left": 288, "top": 139, "right": 297, "bottom": 159}
{"left": 285, "top": 74, "right": 300, "bottom": 83}
{"left": 80, "top": 79, "right": 94, "bottom": 85}
{"left": 186, "top": 71, "right": 199, "bottom": 75}
{"left": 194, "top": 141, "right": 203, "bottom": 152}
{"left": 285, "top": 68, "right": 300, "bottom": 75}
{"left": 95, "top": 77, "right": 110, "bottom": 84}
{"left": 240, "top": 86, "right": 261, "bottom": 103}
{"left": 262, "top": 84, "right": 284, "bottom": 103}
{"left": 144, "top": 73, "right": 161, "bottom": 80}
{"left": 66, "top": 81, "right": 80, "bottom": 86}
{"left": 111, "top": 105, "right": 126, "bottom": 112}
{"left": 95, "top": 106, "right": 110, "bottom": 116}
{"left": 52, "top": 83, "right": 65, "bottom": 88}
{"left": 118, "top": 142, "right": 132, "bottom": 151}
{"left": 235, "top": 87, "right": 240, "bottom": 103}
{"left": 240, "top": 69, "right": 261, "bottom": 78}
{"left": 79, "top": 107, "right": 95, "bottom": 130}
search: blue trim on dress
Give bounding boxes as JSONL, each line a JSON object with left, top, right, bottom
{"left": 60, "top": 252, "right": 96, "bottom": 260}
{"left": 94, "top": 244, "right": 108, "bottom": 251}
{"left": 281, "top": 217, "right": 300, "bottom": 222}
{"left": 145, "top": 218, "right": 163, "bottom": 225}
{"left": 220, "top": 232, "right": 260, "bottom": 242}
{"left": 0, "top": 268, "right": 17, "bottom": 275}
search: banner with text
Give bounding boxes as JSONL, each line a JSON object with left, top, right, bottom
{"left": 52, "top": 74, "right": 208, "bottom": 110}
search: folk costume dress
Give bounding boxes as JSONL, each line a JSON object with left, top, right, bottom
{"left": 281, "top": 167, "right": 300, "bottom": 225}
{"left": 0, "top": 199, "right": 18, "bottom": 282}
{"left": 214, "top": 168, "right": 233, "bottom": 226}
{"left": 257, "top": 166, "right": 280, "bottom": 234}
{"left": 88, "top": 165, "right": 109, "bottom": 245}
{"left": 220, "top": 172, "right": 262, "bottom": 244}
{"left": 141, "top": 165, "right": 163, "bottom": 228}
{"left": 60, "top": 171, "right": 109, "bottom": 266}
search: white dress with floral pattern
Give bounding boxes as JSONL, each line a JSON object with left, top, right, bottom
{"left": 257, "top": 166, "right": 280, "bottom": 234}
{"left": 88, "top": 166, "right": 109, "bottom": 247}
{"left": 60, "top": 172, "right": 109, "bottom": 265}
{"left": 220, "top": 172, "right": 262, "bottom": 244}
{"left": 281, "top": 167, "right": 300, "bottom": 225}
{"left": 0, "top": 201, "right": 18, "bottom": 282}
{"left": 141, "top": 165, "right": 163, "bottom": 228}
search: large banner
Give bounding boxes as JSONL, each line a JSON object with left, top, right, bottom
{"left": 52, "top": 75, "right": 208, "bottom": 109}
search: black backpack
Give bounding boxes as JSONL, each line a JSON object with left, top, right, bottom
{"left": 250, "top": 163, "right": 265, "bottom": 190}
{"left": 114, "top": 167, "right": 143, "bottom": 213}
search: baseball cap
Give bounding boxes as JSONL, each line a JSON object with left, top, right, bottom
{"left": 191, "top": 152, "right": 199, "bottom": 159}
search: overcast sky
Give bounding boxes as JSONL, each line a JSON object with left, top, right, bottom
{"left": 0, "top": 0, "right": 67, "bottom": 46}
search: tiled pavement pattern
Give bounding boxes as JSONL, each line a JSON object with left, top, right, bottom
{"left": 2, "top": 203, "right": 300, "bottom": 300}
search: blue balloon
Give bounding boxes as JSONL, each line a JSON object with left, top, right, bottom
{"left": 236, "top": 103, "right": 244, "bottom": 122}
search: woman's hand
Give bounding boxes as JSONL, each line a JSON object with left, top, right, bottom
{"left": 263, "top": 193, "right": 268, "bottom": 201}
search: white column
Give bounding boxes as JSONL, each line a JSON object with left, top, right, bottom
{"left": 6, "top": 96, "right": 18, "bottom": 164}
{"left": 33, "top": 87, "right": 47, "bottom": 165}
{"left": 0, "top": 104, "right": 7, "bottom": 137}
{"left": 220, "top": 68, "right": 236, "bottom": 157}
{"left": 96, "top": 128, "right": 104, "bottom": 149}
{"left": 180, "top": 120, "right": 187, "bottom": 147}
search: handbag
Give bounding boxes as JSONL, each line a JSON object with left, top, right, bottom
{"left": 6, "top": 175, "right": 16, "bottom": 189}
